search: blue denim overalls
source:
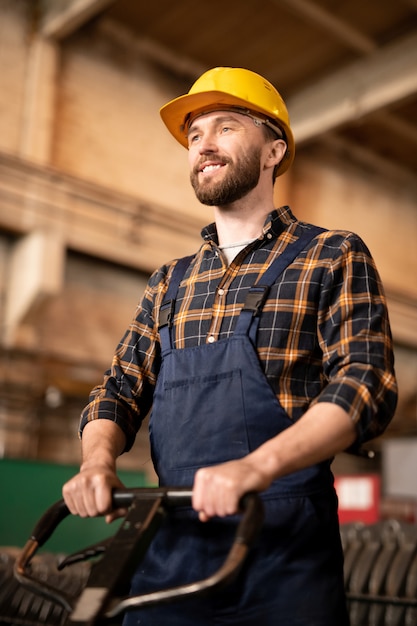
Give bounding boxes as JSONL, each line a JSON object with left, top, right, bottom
{"left": 125, "top": 228, "right": 349, "bottom": 625}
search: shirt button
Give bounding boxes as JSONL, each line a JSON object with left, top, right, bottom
{"left": 266, "top": 233, "right": 273, "bottom": 239}
{"left": 207, "top": 335, "right": 216, "bottom": 343}
{"left": 218, "top": 288, "right": 225, "bottom": 296}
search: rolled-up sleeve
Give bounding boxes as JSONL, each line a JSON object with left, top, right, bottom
{"left": 79, "top": 264, "right": 171, "bottom": 452}
{"left": 315, "top": 233, "right": 397, "bottom": 445}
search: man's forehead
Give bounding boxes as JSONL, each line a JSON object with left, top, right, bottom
{"left": 187, "top": 109, "right": 254, "bottom": 130}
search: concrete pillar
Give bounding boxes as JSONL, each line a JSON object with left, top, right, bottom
{"left": 20, "top": 35, "right": 59, "bottom": 164}
{"left": 3, "top": 230, "right": 65, "bottom": 347}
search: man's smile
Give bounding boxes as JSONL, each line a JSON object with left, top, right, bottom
{"left": 201, "top": 163, "right": 224, "bottom": 174}
{"left": 196, "top": 159, "right": 228, "bottom": 176}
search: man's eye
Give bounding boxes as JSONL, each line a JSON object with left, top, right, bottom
{"left": 188, "top": 133, "right": 200, "bottom": 145}
{"left": 221, "top": 126, "right": 231, "bottom": 133}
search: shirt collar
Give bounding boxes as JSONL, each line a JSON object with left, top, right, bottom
{"left": 201, "top": 206, "right": 296, "bottom": 245}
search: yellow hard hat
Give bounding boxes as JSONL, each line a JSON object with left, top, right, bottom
{"left": 160, "top": 67, "right": 295, "bottom": 176}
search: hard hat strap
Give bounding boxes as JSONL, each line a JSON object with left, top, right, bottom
{"left": 184, "top": 105, "right": 285, "bottom": 142}
{"left": 244, "top": 112, "right": 284, "bottom": 141}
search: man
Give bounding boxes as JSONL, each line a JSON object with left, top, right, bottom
{"left": 63, "top": 67, "right": 397, "bottom": 624}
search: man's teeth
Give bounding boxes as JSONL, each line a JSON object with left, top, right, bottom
{"left": 202, "top": 164, "right": 222, "bottom": 173}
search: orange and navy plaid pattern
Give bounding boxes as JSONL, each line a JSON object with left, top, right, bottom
{"left": 80, "top": 206, "right": 397, "bottom": 451}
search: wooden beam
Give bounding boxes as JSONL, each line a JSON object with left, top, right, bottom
{"left": 0, "top": 151, "right": 202, "bottom": 274}
{"left": 401, "top": 0, "right": 417, "bottom": 11}
{"left": 288, "top": 32, "right": 417, "bottom": 143}
{"left": 274, "top": 0, "right": 376, "bottom": 54}
{"left": 41, "top": 0, "right": 115, "bottom": 40}
{"left": 98, "top": 19, "right": 205, "bottom": 81}
{"left": 320, "top": 132, "right": 417, "bottom": 189}
{"left": 372, "top": 110, "right": 417, "bottom": 147}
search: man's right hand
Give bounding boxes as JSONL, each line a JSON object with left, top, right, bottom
{"left": 62, "top": 419, "right": 128, "bottom": 523}
{"left": 63, "top": 463, "right": 127, "bottom": 523}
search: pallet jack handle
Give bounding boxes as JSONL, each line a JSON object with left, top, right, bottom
{"left": 14, "top": 487, "right": 264, "bottom": 624}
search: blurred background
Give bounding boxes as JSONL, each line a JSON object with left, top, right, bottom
{"left": 0, "top": 0, "right": 416, "bottom": 548}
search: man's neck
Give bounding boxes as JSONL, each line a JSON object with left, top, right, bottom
{"left": 213, "top": 194, "right": 275, "bottom": 246}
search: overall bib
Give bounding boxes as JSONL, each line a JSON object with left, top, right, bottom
{"left": 125, "top": 229, "right": 349, "bottom": 626}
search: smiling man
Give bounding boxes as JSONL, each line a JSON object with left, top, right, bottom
{"left": 63, "top": 67, "right": 397, "bottom": 625}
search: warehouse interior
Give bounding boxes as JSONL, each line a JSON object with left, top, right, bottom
{"left": 1, "top": 0, "right": 416, "bottom": 528}
{"left": 0, "top": 0, "right": 417, "bottom": 622}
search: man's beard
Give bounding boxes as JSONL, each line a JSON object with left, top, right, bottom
{"left": 190, "top": 146, "right": 262, "bottom": 206}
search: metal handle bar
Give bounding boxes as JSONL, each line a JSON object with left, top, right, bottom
{"left": 14, "top": 487, "right": 264, "bottom": 622}
{"left": 13, "top": 487, "right": 196, "bottom": 607}
{"left": 17, "top": 487, "right": 192, "bottom": 553}
{"left": 104, "top": 490, "right": 264, "bottom": 620}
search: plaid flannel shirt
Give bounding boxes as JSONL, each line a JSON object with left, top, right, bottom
{"left": 80, "top": 206, "right": 397, "bottom": 452}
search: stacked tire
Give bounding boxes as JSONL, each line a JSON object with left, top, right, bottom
{"left": 0, "top": 548, "right": 90, "bottom": 626}
{"left": 2, "top": 522, "right": 417, "bottom": 625}
{"left": 342, "top": 520, "right": 417, "bottom": 626}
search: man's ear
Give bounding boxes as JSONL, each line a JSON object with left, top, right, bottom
{"left": 266, "top": 139, "right": 287, "bottom": 168}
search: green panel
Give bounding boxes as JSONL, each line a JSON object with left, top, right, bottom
{"left": 0, "top": 458, "right": 150, "bottom": 554}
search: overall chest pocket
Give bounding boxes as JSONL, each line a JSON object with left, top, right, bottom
{"left": 152, "top": 367, "right": 250, "bottom": 473}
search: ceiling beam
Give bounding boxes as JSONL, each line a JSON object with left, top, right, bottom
{"left": 41, "top": 0, "right": 115, "bottom": 40}
{"left": 274, "top": 0, "right": 376, "bottom": 54}
{"left": 98, "top": 19, "right": 206, "bottom": 81}
{"left": 401, "top": 0, "right": 417, "bottom": 11}
{"left": 288, "top": 32, "right": 417, "bottom": 143}
{"left": 372, "top": 110, "right": 417, "bottom": 147}
{"left": 320, "top": 132, "right": 417, "bottom": 191}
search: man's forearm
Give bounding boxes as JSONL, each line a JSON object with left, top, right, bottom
{"left": 250, "top": 402, "right": 356, "bottom": 484}
{"left": 80, "top": 418, "right": 126, "bottom": 470}
{"left": 63, "top": 419, "right": 127, "bottom": 518}
{"left": 193, "top": 402, "right": 357, "bottom": 521}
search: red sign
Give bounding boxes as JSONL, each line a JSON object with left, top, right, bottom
{"left": 335, "top": 474, "right": 380, "bottom": 524}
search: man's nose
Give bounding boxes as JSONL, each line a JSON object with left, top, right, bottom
{"left": 198, "top": 132, "right": 218, "bottom": 153}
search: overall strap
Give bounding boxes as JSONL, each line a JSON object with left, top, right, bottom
{"left": 235, "top": 226, "right": 326, "bottom": 342}
{"left": 158, "top": 255, "right": 194, "bottom": 350}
